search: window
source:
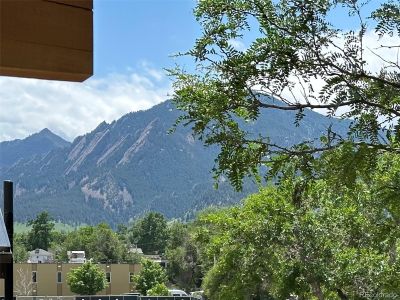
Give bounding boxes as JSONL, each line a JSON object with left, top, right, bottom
{"left": 57, "top": 271, "right": 62, "bottom": 283}
{"left": 129, "top": 272, "right": 134, "bottom": 283}
{"left": 106, "top": 272, "right": 111, "bottom": 283}
{"left": 32, "top": 271, "right": 37, "bottom": 283}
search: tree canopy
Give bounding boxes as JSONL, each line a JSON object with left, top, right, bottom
{"left": 170, "top": 0, "right": 400, "bottom": 190}
{"left": 66, "top": 260, "right": 108, "bottom": 295}
{"left": 165, "top": 221, "right": 203, "bottom": 291}
{"left": 26, "top": 211, "right": 55, "bottom": 251}
{"left": 129, "top": 212, "right": 169, "bottom": 254}
{"left": 133, "top": 259, "right": 168, "bottom": 295}
{"left": 168, "top": 2, "right": 400, "bottom": 298}
{"left": 147, "top": 283, "right": 171, "bottom": 296}
{"left": 194, "top": 156, "right": 400, "bottom": 299}
{"left": 58, "top": 223, "right": 124, "bottom": 263}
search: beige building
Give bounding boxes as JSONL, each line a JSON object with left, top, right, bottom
{"left": 0, "top": 263, "right": 141, "bottom": 297}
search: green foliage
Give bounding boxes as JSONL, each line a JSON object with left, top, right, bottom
{"left": 26, "top": 211, "right": 55, "bottom": 251}
{"left": 122, "top": 251, "right": 143, "bottom": 265}
{"left": 167, "top": 221, "right": 187, "bottom": 248}
{"left": 147, "top": 283, "right": 171, "bottom": 296}
{"left": 167, "top": 5, "right": 400, "bottom": 296}
{"left": 372, "top": 1, "right": 400, "bottom": 36}
{"left": 129, "top": 212, "right": 169, "bottom": 254}
{"left": 170, "top": 0, "right": 400, "bottom": 190}
{"left": 13, "top": 233, "right": 28, "bottom": 263}
{"left": 133, "top": 259, "right": 168, "bottom": 295}
{"left": 165, "top": 221, "right": 203, "bottom": 291}
{"left": 59, "top": 223, "right": 124, "bottom": 263}
{"left": 116, "top": 223, "right": 129, "bottom": 244}
{"left": 193, "top": 159, "right": 400, "bottom": 299}
{"left": 66, "top": 260, "right": 108, "bottom": 295}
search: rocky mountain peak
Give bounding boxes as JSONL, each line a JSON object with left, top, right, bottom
{"left": 0, "top": 99, "right": 350, "bottom": 225}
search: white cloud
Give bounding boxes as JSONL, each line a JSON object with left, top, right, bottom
{"left": 228, "top": 39, "right": 246, "bottom": 51}
{"left": 0, "top": 67, "right": 172, "bottom": 142}
{"left": 363, "top": 30, "right": 400, "bottom": 73}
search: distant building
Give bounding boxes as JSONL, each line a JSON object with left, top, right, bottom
{"left": 28, "top": 249, "right": 54, "bottom": 264}
{"left": 0, "top": 263, "right": 141, "bottom": 296}
{"left": 128, "top": 246, "right": 143, "bottom": 255}
{"left": 144, "top": 254, "right": 168, "bottom": 268}
{"left": 67, "top": 251, "right": 86, "bottom": 264}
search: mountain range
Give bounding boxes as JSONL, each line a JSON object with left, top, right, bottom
{"left": 0, "top": 98, "right": 349, "bottom": 225}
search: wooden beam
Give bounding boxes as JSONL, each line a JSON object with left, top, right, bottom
{"left": 46, "top": 0, "right": 92, "bottom": 10}
{"left": 0, "top": 0, "right": 93, "bottom": 82}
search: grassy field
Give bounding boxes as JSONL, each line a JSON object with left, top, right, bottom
{"left": 14, "top": 222, "right": 81, "bottom": 233}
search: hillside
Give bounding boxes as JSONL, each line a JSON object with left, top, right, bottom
{"left": 0, "top": 128, "right": 70, "bottom": 170}
{"left": 0, "top": 98, "right": 349, "bottom": 225}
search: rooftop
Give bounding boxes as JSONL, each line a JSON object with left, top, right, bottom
{"left": 0, "top": 210, "right": 10, "bottom": 250}
{"left": 29, "top": 248, "right": 53, "bottom": 256}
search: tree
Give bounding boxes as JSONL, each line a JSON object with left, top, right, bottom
{"left": 147, "top": 283, "right": 171, "bottom": 296}
{"left": 14, "top": 268, "right": 34, "bottom": 296}
{"left": 169, "top": 2, "right": 400, "bottom": 298}
{"left": 13, "top": 233, "right": 28, "bottom": 263}
{"left": 50, "top": 230, "right": 67, "bottom": 260}
{"left": 116, "top": 223, "right": 129, "bottom": 244}
{"left": 133, "top": 259, "right": 168, "bottom": 295}
{"left": 193, "top": 161, "right": 400, "bottom": 299}
{"left": 59, "top": 223, "right": 124, "bottom": 263}
{"left": 66, "top": 260, "right": 108, "bottom": 295}
{"left": 129, "top": 212, "right": 169, "bottom": 254}
{"left": 88, "top": 223, "right": 124, "bottom": 263}
{"left": 26, "top": 211, "right": 55, "bottom": 250}
{"left": 165, "top": 221, "right": 203, "bottom": 291}
{"left": 169, "top": 0, "right": 400, "bottom": 190}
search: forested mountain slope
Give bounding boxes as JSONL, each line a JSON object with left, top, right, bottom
{"left": 0, "top": 99, "right": 349, "bottom": 225}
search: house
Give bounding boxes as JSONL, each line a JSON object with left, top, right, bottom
{"left": 67, "top": 251, "right": 86, "bottom": 264}
{"left": 28, "top": 249, "right": 54, "bottom": 264}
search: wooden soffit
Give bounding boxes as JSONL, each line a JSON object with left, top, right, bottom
{"left": 0, "top": 0, "right": 93, "bottom": 82}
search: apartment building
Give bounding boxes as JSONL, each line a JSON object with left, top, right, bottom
{"left": 0, "top": 263, "right": 141, "bottom": 297}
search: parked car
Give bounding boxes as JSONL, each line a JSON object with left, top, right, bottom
{"left": 123, "top": 292, "right": 141, "bottom": 296}
{"left": 190, "top": 290, "right": 205, "bottom": 299}
{"left": 168, "top": 289, "right": 188, "bottom": 296}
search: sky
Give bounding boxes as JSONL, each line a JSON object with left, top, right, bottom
{"left": 0, "top": 0, "right": 395, "bottom": 142}
{"left": 0, "top": 0, "right": 200, "bottom": 142}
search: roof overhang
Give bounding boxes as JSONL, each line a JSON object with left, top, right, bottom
{"left": 0, "top": 210, "right": 12, "bottom": 278}
{"left": 0, "top": 0, "right": 93, "bottom": 82}
{"left": 0, "top": 210, "right": 10, "bottom": 250}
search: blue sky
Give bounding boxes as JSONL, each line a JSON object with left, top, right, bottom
{"left": 92, "top": 0, "right": 384, "bottom": 77}
{"left": 94, "top": 0, "right": 199, "bottom": 77}
{"left": 0, "top": 0, "right": 396, "bottom": 142}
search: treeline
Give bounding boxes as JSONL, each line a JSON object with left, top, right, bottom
{"left": 13, "top": 210, "right": 203, "bottom": 291}
{"left": 14, "top": 211, "right": 183, "bottom": 262}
